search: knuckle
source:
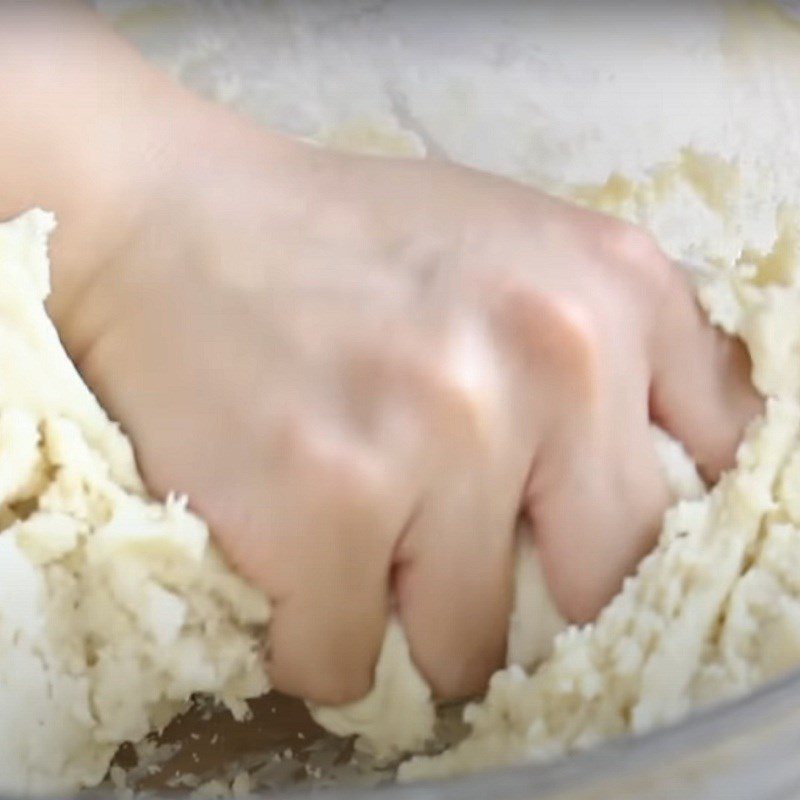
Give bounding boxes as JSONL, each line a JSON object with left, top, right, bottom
{"left": 434, "top": 358, "right": 492, "bottom": 447}
{"left": 489, "top": 274, "right": 549, "bottom": 343}
{"left": 488, "top": 277, "right": 603, "bottom": 406}
{"left": 600, "top": 219, "right": 660, "bottom": 262}
{"left": 547, "top": 296, "right": 602, "bottom": 393}
{"left": 599, "top": 220, "right": 672, "bottom": 291}
{"left": 390, "top": 330, "right": 490, "bottom": 452}
{"left": 548, "top": 294, "right": 596, "bottom": 344}
{"left": 282, "top": 418, "right": 385, "bottom": 515}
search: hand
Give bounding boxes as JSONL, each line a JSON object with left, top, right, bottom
{"left": 4, "top": 3, "right": 757, "bottom": 706}
{"left": 50, "top": 84, "right": 761, "bottom": 706}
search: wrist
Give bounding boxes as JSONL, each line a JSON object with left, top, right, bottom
{"left": 0, "top": 3, "right": 192, "bottom": 337}
{"left": 35, "top": 36, "right": 190, "bottom": 334}
{"left": 52, "top": 72, "right": 312, "bottom": 358}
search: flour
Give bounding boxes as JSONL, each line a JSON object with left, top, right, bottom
{"left": 0, "top": 211, "right": 270, "bottom": 794}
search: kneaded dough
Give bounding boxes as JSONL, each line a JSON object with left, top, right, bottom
{"left": 4, "top": 151, "right": 800, "bottom": 793}
{"left": 0, "top": 209, "right": 564, "bottom": 791}
{"left": 400, "top": 163, "right": 800, "bottom": 781}
{"left": 0, "top": 211, "right": 271, "bottom": 794}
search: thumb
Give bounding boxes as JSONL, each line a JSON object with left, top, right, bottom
{"left": 649, "top": 266, "right": 763, "bottom": 483}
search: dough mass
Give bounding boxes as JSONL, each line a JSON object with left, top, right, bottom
{"left": 0, "top": 211, "right": 271, "bottom": 793}
{"left": 402, "top": 165, "right": 800, "bottom": 780}
{"left": 0, "top": 207, "right": 565, "bottom": 792}
{"left": 2, "top": 152, "right": 800, "bottom": 793}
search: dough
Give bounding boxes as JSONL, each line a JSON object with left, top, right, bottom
{"left": 2, "top": 155, "right": 798, "bottom": 794}
{"left": 400, "top": 163, "right": 800, "bottom": 781}
{"left": 0, "top": 207, "right": 571, "bottom": 791}
{"left": 0, "top": 211, "right": 270, "bottom": 794}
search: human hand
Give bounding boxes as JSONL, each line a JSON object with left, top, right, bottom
{"left": 48, "top": 76, "right": 760, "bottom": 707}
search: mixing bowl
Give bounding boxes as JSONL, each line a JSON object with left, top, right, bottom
{"left": 79, "top": 668, "right": 800, "bottom": 799}
{"left": 73, "top": 2, "right": 800, "bottom": 797}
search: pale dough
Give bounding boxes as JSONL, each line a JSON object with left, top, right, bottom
{"left": 0, "top": 207, "right": 567, "bottom": 791}
{"left": 400, "top": 164, "right": 800, "bottom": 781}
{"left": 0, "top": 211, "right": 270, "bottom": 794}
{"left": 3, "top": 148, "right": 800, "bottom": 793}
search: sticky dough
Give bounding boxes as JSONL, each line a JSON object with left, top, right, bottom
{"left": 5, "top": 150, "right": 800, "bottom": 792}
{"left": 0, "top": 208, "right": 566, "bottom": 791}
{"left": 400, "top": 167, "right": 800, "bottom": 780}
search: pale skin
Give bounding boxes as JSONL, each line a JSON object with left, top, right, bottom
{"left": 0, "top": 4, "right": 761, "bottom": 704}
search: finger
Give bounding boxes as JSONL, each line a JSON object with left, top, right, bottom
{"left": 529, "top": 386, "right": 670, "bottom": 624}
{"left": 393, "top": 468, "right": 519, "bottom": 701}
{"left": 229, "top": 426, "right": 404, "bottom": 707}
{"left": 649, "top": 266, "right": 763, "bottom": 482}
{"left": 267, "top": 536, "right": 388, "bottom": 708}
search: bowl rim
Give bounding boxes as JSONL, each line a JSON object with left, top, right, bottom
{"left": 266, "top": 665, "right": 800, "bottom": 800}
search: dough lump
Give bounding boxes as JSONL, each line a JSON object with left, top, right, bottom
{"left": 0, "top": 206, "right": 578, "bottom": 792}
{"left": 0, "top": 211, "right": 270, "bottom": 794}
